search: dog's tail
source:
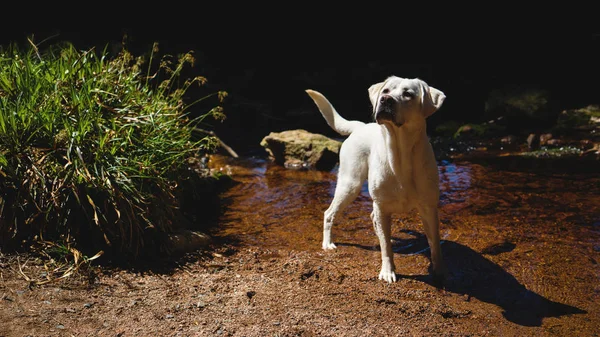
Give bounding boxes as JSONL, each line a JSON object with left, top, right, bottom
{"left": 305, "top": 89, "right": 365, "bottom": 136}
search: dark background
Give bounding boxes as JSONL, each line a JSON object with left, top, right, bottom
{"left": 2, "top": 18, "right": 599, "bottom": 155}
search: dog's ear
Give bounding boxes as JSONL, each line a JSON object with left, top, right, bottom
{"left": 368, "top": 82, "right": 385, "bottom": 110}
{"left": 419, "top": 80, "right": 446, "bottom": 118}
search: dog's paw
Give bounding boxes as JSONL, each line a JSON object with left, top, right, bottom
{"left": 378, "top": 269, "right": 397, "bottom": 283}
{"left": 322, "top": 242, "right": 337, "bottom": 250}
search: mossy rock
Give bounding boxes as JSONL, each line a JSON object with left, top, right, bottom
{"left": 260, "top": 129, "right": 342, "bottom": 170}
{"left": 453, "top": 122, "right": 506, "bottom": 139}
{"left": 434, "top": 120, "right": 462, "bottom": 137}
{"left": 554, "top": 105, "right": 600, "bottom": 135}
{"left": 484, "top": 87, "right": 556, "bottom": 130}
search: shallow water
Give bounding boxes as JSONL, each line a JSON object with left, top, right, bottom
{"left": 210, "top": 153, "right": 599, "bottom": 256}
{"left": 206, "top": 152, "right": 600, "bottom": 330}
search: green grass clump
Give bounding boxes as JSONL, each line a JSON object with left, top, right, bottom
{"left": 0, "top": 39, "right": 226, "bottom": 260}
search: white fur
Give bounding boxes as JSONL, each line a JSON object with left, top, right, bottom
{"left": 306, "top": 76, "right": 446, "bottom": 283}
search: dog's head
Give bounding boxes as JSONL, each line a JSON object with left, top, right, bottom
{"left": 368, "top": 76, "right": 446, "bottom": 127}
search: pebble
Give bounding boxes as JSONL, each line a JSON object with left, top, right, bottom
{"left": 501, "top": 135, "right": 518, "bottom": 144}
{"left": 66, "top": 308, "right": 76, "bottom": 313}
{"left": 42, "top": 300, "right": 51, "bottom": 305}
{"left": 56, "top": 324, "right": 65, "bottom": 330}
{"left": 166, "top": 314, "right": 174, "bottom": 319}
{"left": 83, "top": 303, "right": 93, "bottom": 308}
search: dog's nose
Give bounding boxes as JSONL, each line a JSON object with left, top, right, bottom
{"left": 380, "top": 95, "right": 393, "bottom": 106}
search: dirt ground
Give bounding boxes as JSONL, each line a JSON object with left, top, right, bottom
{"left": 1, "top": 154, "right": 599, "bottom": 336}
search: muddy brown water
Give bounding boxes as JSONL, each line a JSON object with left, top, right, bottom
{"left": 209, "top": 153, "right": 600, "bottom": 331}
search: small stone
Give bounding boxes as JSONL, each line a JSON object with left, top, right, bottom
{"left": 165, "top": 230, "right": 212, "bottom": 257}
{"left": 546, "top": 139, "right": 564, "bottom": 147}
{"left": 500, "top": 135, "right": 517, "bottom": 144}
{"left": 42, "top": 300, "right": 51, "bottom": 305}
{"left": 539, "top": 133, "right": 553, "bottom": 145}
{"left": 65, "top": 308, "right": 76, "bottom": 313}
{"left": 196, "top": 301, "right": 206, "bottom": 308}
{"left": 458, "top": 125, "right": 473, "bottom": 134}
{"left": 16, "top": 290, "right": 25, "bottom": 296}
{"left": 273, "top": 322, "right": 281, "bottom": 326}
{"left": 83, "top": 303, "right": 93, "bottom": 309}
{"left": 527, "top": 133, "right": 540, "bottom": 150}
{"left": 580, "top": 139, "right": 593, "bottom": 149}
{"left": 166, "top": 314, "right": 174, "bottom": 319}
{"left": 56, "top": 324, "right": 65, "bottom": 330}
{"left": 246, "top": 291, "right": 256, "bottom": 299}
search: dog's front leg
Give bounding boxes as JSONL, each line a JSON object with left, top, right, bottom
{"left": 372, "top": 204, "right": 396, "bottom": 283}
{"left": 418, "top": 205, "right": 446, "bottom": 283}
{"left": 322, "top": 207, "right": 337, "bottom": 250}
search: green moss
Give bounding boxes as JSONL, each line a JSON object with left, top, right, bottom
{"left": 434, "top": 120, "right": 462, "bottom": 137}
{"left": 485, "top": 87, "right": 553, "bottom": 121}
{"left": 555, "top": 105, "right": 600, "bottom": 129}
{"left": 453, "top": 123, "right": 506, "bottom": 139}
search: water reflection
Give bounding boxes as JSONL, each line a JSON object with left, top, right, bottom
{"left": 211, "top": 154, "right": 600, "bottom": 249}
{"left": 438, "top": 160, "right": 473, "bottom": 207}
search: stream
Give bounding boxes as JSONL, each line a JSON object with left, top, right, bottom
{"left": 205, "top": 151, "right": 600, "bottom": 329}
{"left": 209, "top": 153, "right": 599, "bottom": 256}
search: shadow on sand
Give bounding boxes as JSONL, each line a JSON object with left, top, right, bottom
{"left": 342, "top": 230, "right": 586, "bottom": 327}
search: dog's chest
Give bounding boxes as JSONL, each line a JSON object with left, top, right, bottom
{"left": 368, "top": 171, "right": 416, "bottom": 211}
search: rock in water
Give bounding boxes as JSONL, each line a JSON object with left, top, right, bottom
{"left": 260, "top": 129, "right": 342, "bottom": 170}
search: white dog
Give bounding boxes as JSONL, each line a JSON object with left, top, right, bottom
{"left": 306, "top": 76, "right": 446, "bottom": 283}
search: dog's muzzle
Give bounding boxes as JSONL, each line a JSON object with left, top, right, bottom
{"left": 375, "top": 94, "right": 399, "bottom": 125}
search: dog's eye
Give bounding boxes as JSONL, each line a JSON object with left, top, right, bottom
{"left": 402, "top": 90, "right": 414, "bottom": 99}
{"left": 382, "top": 88, "right": 390, "bottom": 94}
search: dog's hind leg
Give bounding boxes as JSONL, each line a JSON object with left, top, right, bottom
{"left": 322, "top": 176, "right": 362, "bottom": 250}
{"left": 371, "top": 204, "right": 396, "bottom": 283}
